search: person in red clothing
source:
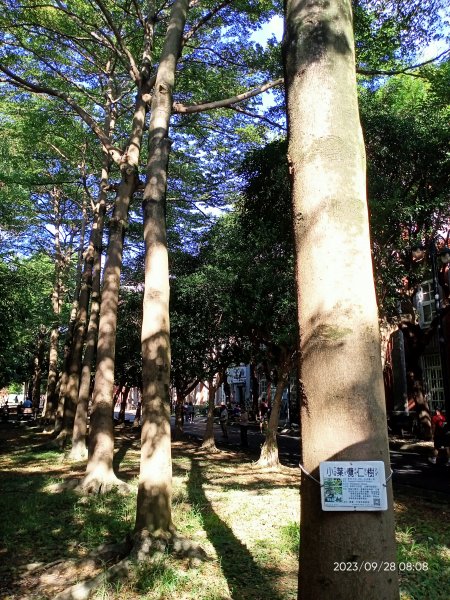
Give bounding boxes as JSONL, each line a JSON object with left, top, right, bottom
{"left": 428, "top": 408, "right": 450, "bottom": 465}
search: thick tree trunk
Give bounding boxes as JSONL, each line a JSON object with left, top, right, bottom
{"left": 284, "top": 1, "right": 398, "bottom": 599}
{"left": 256, "top": 361, "right": 290, "bottom": 469}
{"left": 135, "top": 0, "right": 189, "bottom": 536}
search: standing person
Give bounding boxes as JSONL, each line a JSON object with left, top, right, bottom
{"left": 2, "top": 400, "right": 9, "bottom": 422}
{"left": 187, "top": 401, "right": 195, "bottom": 423}
{"left": 239, "top": 403, "right": 249, "bottom": 448}
{"left": 219, "top": 402, "right": 229, "bottom": 441}
{"left": 259, "top": 397, "right": 268, "bottom": 433}
{"left": 428, "top": 408, "right": 450, "bottom": 465}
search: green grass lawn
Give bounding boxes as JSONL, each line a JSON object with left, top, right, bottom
{"left": 0, "top": 424, "right": 448, "bottom": 599}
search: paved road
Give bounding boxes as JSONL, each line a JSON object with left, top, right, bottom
{"left": 181, "top": 419, "right": 450, "bottom": 496}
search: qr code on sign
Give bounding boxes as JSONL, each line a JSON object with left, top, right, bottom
{"left": 373, "top": 498, "right": 380, "bottom": 506}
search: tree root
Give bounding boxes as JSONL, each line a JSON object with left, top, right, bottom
{"left": 200, "top": 438, "right": 220, "bottom": 453}
{"left": 54, "top": 429, "right": 71, "bottom": 449}
{"left": 76, "top": 472, "right": 131, "bottom": 495}
{"left": 52, "top": 531, "right": 207, "bottom": 600}
{"left": 68, "top": 443, "right": 88, "bottom": 462}
{"left": 255, "top": 444, "right": 281, "bottom": 470}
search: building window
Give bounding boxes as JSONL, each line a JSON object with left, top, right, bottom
{"left": 415, "top": 280, "right": 436, "bottom": 328}
{"left": 421, "top": 353, "right": 445, "bottom": 411}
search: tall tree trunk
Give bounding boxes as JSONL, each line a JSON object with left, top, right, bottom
{"left": 70, "top": 136, "right": 115, "bottom": 460}
{"left": 284, "top": 2, "right": 398, "bottom": 599}
{"left": 135, "top": 0, "right": 189, "bottom": 537}
{"left": 117, "top": 385, "right": 130, "bottom": 424}
{"left": 53, "top": 204, "right": 85, "bottom": 436}
{"left": 44, "top": 327, "right": 59, "bottom": 423}
{"left": 250, "top": 362, "right": 259, "bottom": 418}
{"left": 44, "top": 188, "right": 64, "bottom": 427}
{"left": 58, "top": 194, "right": 88, "bottom": 443}
{"left": 70, "top": 154, "right": 110, "bottom": 460}
{"left": 256, "top": 358, "right": 290, "bottom": 469}
{"left": 201, "top": 373, "right": 222, "bottom": 452}
{"left": 80, "top": 179, "right": 136, "bottom": 489}
{"left": 31, "top": 325, "right": 46, "bottom": 416}
{"left": 80, "top": 107, "right": 145, "bottom": 492}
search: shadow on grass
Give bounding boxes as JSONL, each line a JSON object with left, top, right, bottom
{"left": 186, "top": 456, "right": 285, "bottom": 600}
{"left": 112, "top": 433, "right": 140, "bottom": 479}
{"left": 0, "top": 464, "right": 135, "bottom": 597}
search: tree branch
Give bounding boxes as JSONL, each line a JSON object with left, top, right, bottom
{"left": 90, "top": 0, "right": 141, "bottom": 83}
{"left": 0, "top": 65, "right": 123, "bottom": 164}
{"left": 183, "top": 0, "right": 233, "bottom": 45}
{"left": 173, "top": 78, "right": 284, "bottom": 114}
{"left": 226, "top": 105, "right": 286, "bottom": 130}
{"left": 357, "top": 49, "right": 450, "bottom": 77}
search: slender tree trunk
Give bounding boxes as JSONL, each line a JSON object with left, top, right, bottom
{"left": 117, "top": 385, "right": 130, "bottom": 424}
{"left": 81, "top": 176, "right": 137, "bottom": 490}
{"left": 44, "top": 326, "right": 59, "bottom": 423}
{"left": 135, "top": 0, "right": 189, "bottom": 536}
{"left": 256, "top": 360, "right": 290, "bottom": 468}
{"left": 70, "top": 173, "right": 109, "bottom": 460}
{"left": 58, "top": 195, "right": 88, "bottom": 442}
{"left": 284, "top": 1, "right": 398, "bottom": 598}
{"left": 53, "top": 212, "right": 85, "bottom": 437}
{"left": 201, "top": 375, "right": 221, "bottom": 452}
{"left": 31, "top": 325, "right": 46, "bottom": 416}
{"left": 173, "top": 379, "right": 199, "bottom": 440}
{"left": 174, "top": 387, "right": 185, "bottom": 440}
{"left": 133, "top": 400, "right": 142, "bottom": 428}
{"left": 70, "top": 140, "right": 111, "bottom": 460}
{"left": 44, "top": 188, "right": 64, "bottom": 427}
{"left": 79, "top": 31, "right": 156, "bottom": 492}
{"left": 68, "top": 87, "right": 117, "bottom": 458}
{"left": 250, "top": 362, "right": 259, "bottom": 418}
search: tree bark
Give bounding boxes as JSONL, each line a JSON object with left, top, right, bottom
{"left": 32, "top": 325, "right": 46, "bottom": 415}
{"left": 80, "top": 103, "right": 145, "bottom": 491}
{"left": 67, "top": 83, "right": 117, "bottom": 457}
{"left": 70, "top": 165, "right": 109, "bottom": 461}
{"left": 44, "top": 326, "right": 60, "bottom": 423}
{"left": 117, "top": 385, "right": 130, "bottom": 424}
{"left": 135, "top": 0, "right": 189, "bottom": 535}
{"left": 256, "top": 359, "right": 290, "bottom": 468}
{"left": 58, "top": 195, "right": 88, "bottom": 442}
{"left": 201, "top": 375, "right": 221, "bottom": 452}
{"left": 44, "top": 188, "right": 64, "bottom": 426}
{"left": 284, "top": 1, "right": 398, "bottom": 598}
{"left": 81, "top": 175, "right": 136, "bottom": 490}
